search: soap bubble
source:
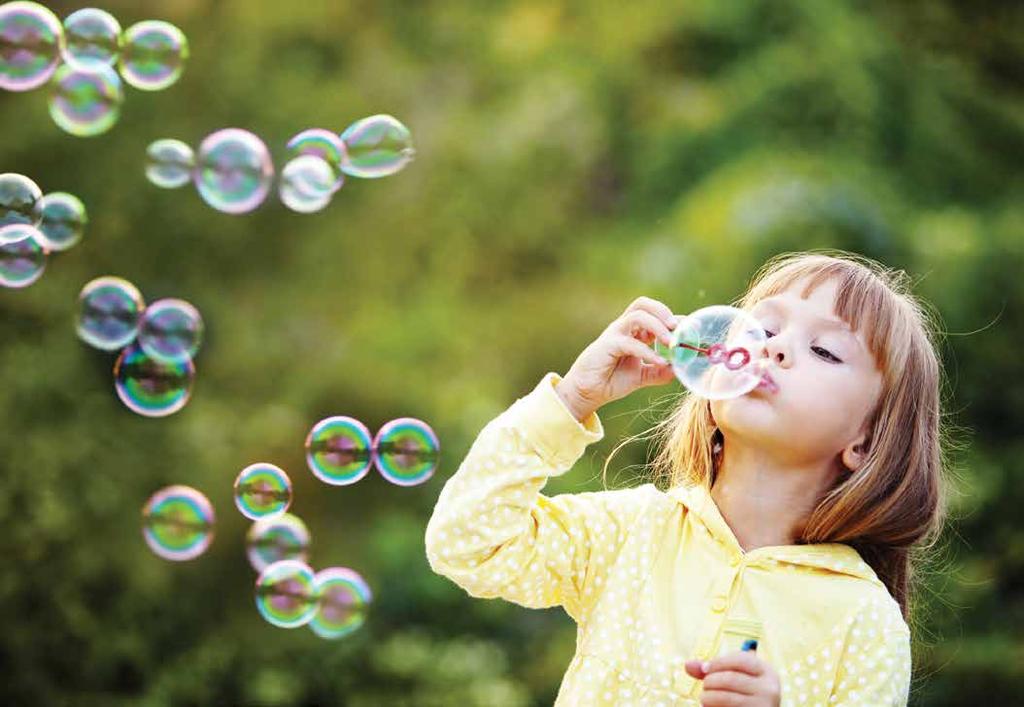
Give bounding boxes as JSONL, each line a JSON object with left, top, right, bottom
{"left": 0, "top": 173, "right": 41, "bottom": 230}
{"left": 373, "top": 418, "right": 440, "bottom": 486}
{"left": 278, "top": 155, "right": 335, "bottom": 214}
{"left": 246, "top": 513, "right": 310, "bottom": 573}
{"left": 48, "top": 62, "right": 124, "bottom": 137}
{"left": 141, "top": 485, "right": 214, "bottom": 561}
{"left": 77, "top": 276, "right": 145, "bottom": 351}
{"left": 255, "top": 559, "right": 318, "bottom": 628}
{"left": 305, "top": 416, "right": 373, "bottom": 486}
{"left": 234, "top": 463, "right": 292, "bottom": 521}
{"left": 661, "top": 305, "right": 768, "bottom": 400}
{"left": 0, "top": 224, "right": 46, "bottom": 288}
{"left": 310, "top": 567, "right": 372, "bottom": 640}
{"left": 145, "top": 138, "right": 194, "bottom": 189}
{"left": 118, "top": 19, "right": 187, "bottom": 91}
{"left": 36, "top": 191, "right": 86, "bottom": 251}
{"left": 286, "top": 128, "right": 346, "bottom": 190}
{"left": 340, "top": 114, "right": 414, "bottom": 179}
{"left": 194, "top": 129, "right": 274, "bottom": 214}
{"left": 62, "top": 7, "right": 121, "bottom": 68}
{"left": 0, "top": 1, "right": 63, "bottom": 91}
{"left": 114, "top": 342, "right": 195, "bottom": 417}
{"left": 138, "top": 298, "right": 203, "bottom": 364}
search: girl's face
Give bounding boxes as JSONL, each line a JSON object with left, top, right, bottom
{"left": 711, "top": 277, "right": 883, "bottom": 469}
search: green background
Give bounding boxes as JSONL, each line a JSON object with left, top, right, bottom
{"left": 2, "top": 0, "right": 1022, "bottom": 704}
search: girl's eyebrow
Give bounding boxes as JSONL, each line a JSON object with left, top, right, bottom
{"left": 754, "top": 298, "right": 866, "bottom": 353}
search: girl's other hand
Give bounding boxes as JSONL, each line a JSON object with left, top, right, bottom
{"left": 684, "top": 651, "right": 782, "bottom": 707}
{"left": 555, "top": 297, "right": 677, "bottom": 421}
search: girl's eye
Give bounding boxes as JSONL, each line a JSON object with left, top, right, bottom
{"left": 764, "top": 330, "right": 776, "bottom": 338}
{"left": 812, "top": 346, "right": 842, "bottom": 363}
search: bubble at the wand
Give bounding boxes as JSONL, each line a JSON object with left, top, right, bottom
{"left": 310, "top": 567, "right": 372, "bottom": 640}
{"left": 76, "top": 276, "right": 145, "bottom": 351}
{"left": 373, "top": 417, "right": 440, "bottom": 486}
{"left": 279, "top": 155, "right": 336, "bottom": 214}
{"left": 36, "top": 191, "right": 86, "bottom": 251}
{"left": 118, "top": 20, "right": 188, "bottom": 91}
{"left": 255, "top": 559, "right": 319, "bottom": 629}
{"left": 48, "top": 62, "right": 124, "bottom": 137}
{"left": 141, "top": 485, "right": 215, "bottom": 561}
{"left": 137, "top": 298, "right": 203, "bottom": 364}
{"left": 194, "top": 129, "right": 274, "bottom": 214}
{"left": 0, "top": 1, "right": 63, "bottom": 92}
{"left": 0, "top": 173, "right": 42, "bottom": 230}
{"left": 666, "top": 305, "right": 768, "bottom": 400}
{"left": 305, "top": 416, "right": 374, "bottom": 486}
{"left": 146, "top": 139, "right": 194, "bottom": 189}
{"left": 286, "top": 128, "right": 346, "bottom": 191}
{"left": 246, "top": 513, "right": 310, "bottom": 572}
{"left": 0, "top": 225, "right": 46, "bottom": 288}
{"left": 61, "top": 7, "right": 121, "bottom": 69}
{"left": 234, "top": 463, "right": 292, "bottom": 521}
{"left": 339, "top": 114, "right": 415, "bottom": 179}
{"left": 114, "top": 343, "right": 195, "bottom": 417}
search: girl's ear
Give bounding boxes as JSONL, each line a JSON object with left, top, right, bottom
{"left": 841, "top": 435, "right": 870, "bottom": 473}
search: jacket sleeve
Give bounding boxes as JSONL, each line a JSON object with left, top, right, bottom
{"left": 424, "top": 372, "right": 658, "bottom": 622}
{"left": 828, "top": 608, "right": 912, "bottom": 706}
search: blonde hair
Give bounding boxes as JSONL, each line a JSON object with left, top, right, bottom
{"left": 611, "top": 251, "right": 950, "bottom": 622}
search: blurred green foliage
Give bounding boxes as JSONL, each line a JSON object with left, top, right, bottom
{"left": 1, "top": 0, "right": 1022, "bottom": 704}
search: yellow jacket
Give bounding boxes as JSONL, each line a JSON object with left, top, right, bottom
{"left": 425, "top": 373, "right": 912, "bottom": 706}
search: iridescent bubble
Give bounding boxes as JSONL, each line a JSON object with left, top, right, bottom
{"left": 141, "top": 485, "right": 214, "bottom": 561}
{"left": 373, "top": 418, "right": 440, "bottom": 486}
{"left": 664, "top": 305, "right": 768, "bottom": 400}
{"left": 62, "top": 7, "right": 121, "bottom": 68}
{"left": 0, "top": 172, "right": 42, "bottom": 230}
{"left": 0, "top": 1, "right": 63, "bottom": 91}
{"left": 339, "top": 114, "right": 414, "bottom": 179}
{"left": 118, "top": 20, "right": 187, "bottom": 91}
{"left": 310, "top": 567, "right": 372, "bottom": 640}
{"left": 113, "top": 343, "right": 195, "bottom": 417}
{"left": 234, "top": 463, "right": 292, "bottom": 521}
{"left": 286, "top": 128, "right": 346, "bottom": 191}
{"left": 278, "top": 155, "right": 335, "bottom": 214}
{"left": 0, "top": 224, "right": 46, "bottom": 288}
{"left": 48, "top": 62, "right": 124, "bottom": 137}
{"left": 137, "top": 298, "right": 203, "bottom": 364}
{"left": 194, "top": 129, "right": 274, "bottom": 214}
{"left": 305, "top": 416, "right": 373, "bottom": 486}
{"left": 76, "top": 276, "right": 145, "bottom": 351}
{"left": 246, "top": 513, "right": 310, "bottom": 573}
{"left": 255, "top": 560, "right": 318, "bottom": 629}
{"left": 145, "top": 138, "right": 194, "bottom": 189}
{"left": 36, "top": 191, "right": 86, "bottom": 251}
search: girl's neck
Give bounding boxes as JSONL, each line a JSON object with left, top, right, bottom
{"left": 710, "top": 443, "right": 840, "bottom": 553}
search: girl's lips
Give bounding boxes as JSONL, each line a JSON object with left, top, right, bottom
{"left": 757, "top": 372, "right": 779, "bottom": 393}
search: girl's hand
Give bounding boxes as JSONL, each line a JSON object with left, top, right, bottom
{"left": 685, "top": 651, "right": 782, "bottom": 707}
{"left": 555, "top": 297, "right": 677, "bottom": 421}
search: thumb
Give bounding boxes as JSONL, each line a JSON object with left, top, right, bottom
{"left": 684, "top": 659, "right": 709, "bottom": 679}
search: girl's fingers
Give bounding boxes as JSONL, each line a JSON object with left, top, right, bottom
{"left": 618, "top": 310, "right": 673, "bottom": 346}
{"left": 702, "top": 669, "right": 759, "bottom": 695}
{"left": 623, "top": 296, "right": 676, "bottom": 330}
{"left": 698, "top": 689, "right": 747, "bottom": 707}
{"left": 704, "top": 651, "right": 764, "bottom": 677}
{"left": 610, "top": 335, "right": 668, "bottom": 366}
{"left": 639, "top": 359, "right": 676, "bottom": 388}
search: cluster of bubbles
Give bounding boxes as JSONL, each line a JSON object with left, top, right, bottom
{"left": 145, "top": 115, "right": 414, "bottom": 215}
{"left": 0, "top": 3, "right": 188, "bottom": 136}
{"left": 0, "top": 172, "right": 86, "bottom": 288}
{"left": 75, "top": 276, "right": 204, "bottom": 417}
{"left": 652, "top": 305, "right": 769, "bottom": 400}
{"left": 140, "top": 417, "right": 438, "bottom": 636}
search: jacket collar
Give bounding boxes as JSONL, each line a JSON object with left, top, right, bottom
{"left": 666, "top": 482, "right": 881, "bottom": 584}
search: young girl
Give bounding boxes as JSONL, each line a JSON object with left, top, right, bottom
{"left": 425, "top": 252, "right": 946, "bottom": 706}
